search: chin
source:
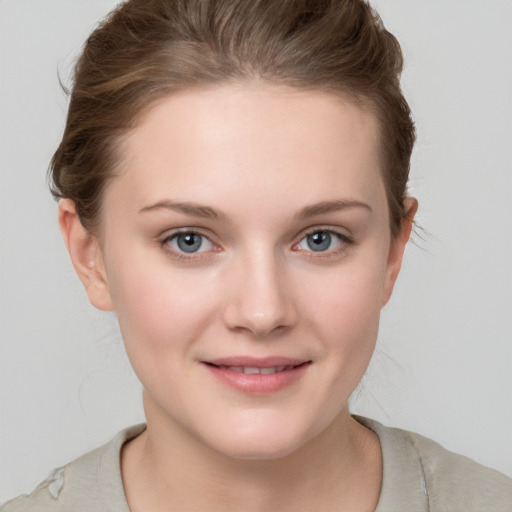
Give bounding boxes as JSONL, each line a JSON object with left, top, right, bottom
{"left": 197, "top": 414, "right": 316, "bottom": 461}
{"left": 214, "top": 437, "right": 305, "bottom": 461}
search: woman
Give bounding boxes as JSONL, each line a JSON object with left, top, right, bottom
{"left": 2, "top": 0, "right": 511, "bottom": 510}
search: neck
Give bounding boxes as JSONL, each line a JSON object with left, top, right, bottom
{"left": 122, "top": 400, "right": 382, "bottom": 512}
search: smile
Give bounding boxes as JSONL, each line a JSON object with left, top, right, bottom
{"left": 202, "top": 358, "right": 311, "bottom": 394}
{"left": 214, "top": 365, "right": 298, "bottom": 374}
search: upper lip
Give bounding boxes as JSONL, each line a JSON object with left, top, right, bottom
{"left": 203, "top": 356, "right": 310, "bottom": 368}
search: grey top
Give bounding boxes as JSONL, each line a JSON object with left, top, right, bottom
{"left": 2, "top": 417, "right": 511, "bottom": 511}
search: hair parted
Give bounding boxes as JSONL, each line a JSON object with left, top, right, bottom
{"left": 50, "top": 0, "right": 415, "bottom": 236}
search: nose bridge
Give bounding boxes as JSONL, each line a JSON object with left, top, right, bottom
{"left": 223, "top": 244, "right": 296, "bottom": 336}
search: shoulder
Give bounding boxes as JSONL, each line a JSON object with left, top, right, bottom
{"left": 406, "top": 428, "right": 512, "bottom": 511}
{"left": 1, "top": 424, "right": 145, "bottom": 512}
{"left": 356, "top": 416, "right": 512, "bottom": 512}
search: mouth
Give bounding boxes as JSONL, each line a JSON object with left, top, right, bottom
{"left": 207, "top": 364, "right": 303, "bottom": 374}
{"left": 201, "top": 357, "right": 311, "bottom": 394}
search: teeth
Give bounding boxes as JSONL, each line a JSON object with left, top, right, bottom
{"left": 219, "top": 365, "right": 297, "bottom": 374}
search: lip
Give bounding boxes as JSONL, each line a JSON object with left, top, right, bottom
{"left": 205, "top": 356, "right": 308, "bottom": 368}
{"left": 201, "top": 356, "right": 311, "bottom": 394}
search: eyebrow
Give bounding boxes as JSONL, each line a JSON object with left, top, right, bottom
{"left": 139, "top": 200, "right": 225, "bottom": 220}
{"left": 139, "top": 198, "right": 371, "bottom": 220}
{"left": 295, "top": 200, "right": 372, "bottom": 220}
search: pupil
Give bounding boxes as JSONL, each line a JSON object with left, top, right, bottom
{"left": 177, "top": 233, "right": 202, "bottom": 253}
{"left": 307, "top": 231, "right": 331, "bottom": 251}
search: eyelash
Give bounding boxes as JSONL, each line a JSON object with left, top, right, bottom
{"left": 159, "top": 227, "right": 353, "bottom": 261}
{"left": 160, "top": 229, "right": 217, "bottom": 261}
{"left": 293, "top": 228, "right": 353, "bottom": 258}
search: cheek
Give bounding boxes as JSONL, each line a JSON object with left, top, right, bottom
{"left": 296, "top": 253, "right": 388, "bottom": 397}
{"left": 301, "top": 256, "right": 387, "bottom": 340}
{"left": 106, "top": 252, "right": 219, "bottom": 359}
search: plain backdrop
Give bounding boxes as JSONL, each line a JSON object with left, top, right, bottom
{"left": 1, "top": 0, "right": 511, "bottom": 502}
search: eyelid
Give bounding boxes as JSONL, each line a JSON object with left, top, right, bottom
{"left": 157, "top": 225, "right": 353, "bottom": 260}
{"left": 298, "top": 225, "right": 353, "bottom": 243}
{"left": 159, "top": 228, "right": 221, "bottom": 259}
{"left": 292, "top": 226, "right": 354, "bottom": 255}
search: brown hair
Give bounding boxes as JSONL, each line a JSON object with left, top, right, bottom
{"left": 50, "top": 0, "right": 415, "bottom": 237}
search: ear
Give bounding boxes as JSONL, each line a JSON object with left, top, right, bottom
{"left": 58, "top": 199, "right": 114, "bottom": 311}
{"left": 381, "top": 197, "right": 418, "bottom": 307}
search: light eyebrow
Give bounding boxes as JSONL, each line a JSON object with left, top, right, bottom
{"left": 295, "top": 200, "right": 372, "bottom": 220}
{"left": 139, "top": 200, "right": 225, "bottom": 220}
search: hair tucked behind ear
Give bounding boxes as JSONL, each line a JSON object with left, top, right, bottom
{"left": 50, "top": 0, "right": 414, "bottom": 237}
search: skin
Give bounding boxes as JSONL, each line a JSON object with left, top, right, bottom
{"left": 59, "top": 84, "right": 416, "bottom": 511}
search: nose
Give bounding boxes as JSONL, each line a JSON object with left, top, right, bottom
{"left": 222, "top": 251, "right": 297, "bottom": 338}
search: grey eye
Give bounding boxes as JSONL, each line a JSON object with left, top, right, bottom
{"left": 306, "top": 231, "right": 331, "bottom": 251}
{"left": 168, "top": 232, "right": 213, "bottom": 253}
{"left": 297, "top": 230, "right": 345, "bottom": 253}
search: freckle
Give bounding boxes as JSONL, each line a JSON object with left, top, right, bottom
{"left": 46, "top": 467, "right": 65, "bottom": 499}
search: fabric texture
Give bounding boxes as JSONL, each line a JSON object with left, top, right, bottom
{"left": 2, "top": 418, "right": 511, "bottom": 511}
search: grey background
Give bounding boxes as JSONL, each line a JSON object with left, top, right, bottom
{"left": 1, "top": 0, "right": 511, "bottom": 501}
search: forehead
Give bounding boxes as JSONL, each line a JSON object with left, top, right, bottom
{"left": 109, "top": 84, "right": 386, "bottom": 218}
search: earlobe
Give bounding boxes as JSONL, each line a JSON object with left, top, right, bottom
{"left": 382, "top": 197, "right": 418, "bottom": 307}
{"left": 58, "top": 199, "right": 114, "bottom": 311}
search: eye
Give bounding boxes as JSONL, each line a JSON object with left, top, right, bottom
{"left": 295, "top": 230, "right": 348, "bottom": 253}
{"left": 164, "top": 231, "right": 214, "bottom": 254}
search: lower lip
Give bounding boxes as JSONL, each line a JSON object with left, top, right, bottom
{"left": 202, "top": 363, "right": 310, "bottom": 394}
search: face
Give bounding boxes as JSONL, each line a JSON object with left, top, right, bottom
{"left": 73, "top": 84, "right": 411, "bottom": 459}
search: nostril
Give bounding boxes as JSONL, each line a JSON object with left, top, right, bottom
{"left": 221, "top": 274, "right": 298, "bottom": 336}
